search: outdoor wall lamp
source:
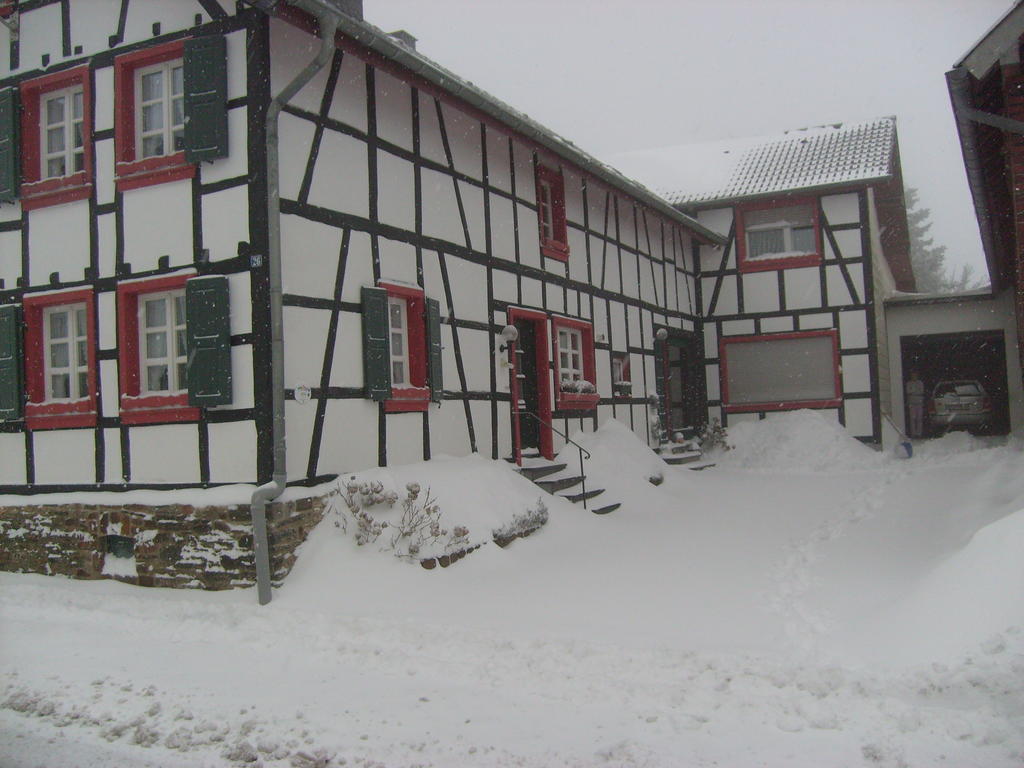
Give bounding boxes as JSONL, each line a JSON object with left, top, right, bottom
{"left": 499, "top": 324, "right": 519, "bottom": 353}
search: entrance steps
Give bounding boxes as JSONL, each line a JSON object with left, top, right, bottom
{"left": 509, "top": 452, "right": 621, "bottom": 515}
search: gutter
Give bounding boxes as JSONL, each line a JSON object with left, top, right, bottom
{"left": 946, "top": 66, "right": 1002, "bottom": 291}
{"left": 249, "top": 1, "right": 339, "bottom": 606}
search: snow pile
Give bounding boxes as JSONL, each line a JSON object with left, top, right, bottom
{"left": 718, "top": 409, "right": 884, "bottom": 471}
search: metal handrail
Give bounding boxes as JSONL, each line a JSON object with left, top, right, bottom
{"left": 520, "top": 411, "right": 592, "bottom": 509}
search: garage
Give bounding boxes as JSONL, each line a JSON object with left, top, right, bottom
{"left": 899, "top": 330, "right": 1010, "bottom": 436}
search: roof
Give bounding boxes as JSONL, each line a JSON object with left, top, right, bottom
{"left": 954, "top": 0, "right": 1024, "bottom": 78}
{"left": 607, "top": 118, "right": 899, "bottom": 207}
{"left": 267, "top": 0, "right": 725, "bottom": 245}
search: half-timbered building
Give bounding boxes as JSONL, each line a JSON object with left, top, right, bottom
{"left": 0, "top": 0, "right": 725, "bottom": 592}
{"left": 612, "top": 119, "right": 916, "bottom": 443}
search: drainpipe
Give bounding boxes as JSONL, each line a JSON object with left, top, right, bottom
{"left": 250, "top": 3, "right": 339, "bottom": 606}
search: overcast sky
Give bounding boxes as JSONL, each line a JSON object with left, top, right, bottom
{"left": 363, "top": 0, "right": 1014, "bottom": 282}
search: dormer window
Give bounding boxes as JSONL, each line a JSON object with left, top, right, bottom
{"left": 736, "top": 198, "right": 822, "bottom": 272}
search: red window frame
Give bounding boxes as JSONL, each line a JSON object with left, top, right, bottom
{"left": 0, "top": 2, "right": 14, "bottom": 19}
{"left": 23, "top": 289, "right": 98, "bottom": 429}
{"left": 113, "top": 40, "right": 196, "bottom": 192}
{"left": 19, "top": 66, "right": 93, "bottom": 211}
{"left": 719, "top": 329, "right": 841, "bottom": 414}
{"left": 535, "top": 164, "right": 569, "bottom": 262}
{"left": 379, "top": 281, "right": 429, "bottom": 413}
{"left": 735, "top": 196, "right": 822, "bottom": 273}
{"left": 117, "top": 273, "right": 199, "bottom": 425}
{"left": 552, "top": 316, "right": 598, "bottom": 411}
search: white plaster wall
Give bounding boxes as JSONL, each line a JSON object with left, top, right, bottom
{"left": 130, "top": 424, "right": 200, "bottom": 483}
{"left": 284, "top": 400, "right": 316, "bottom": 479}
{"left": 0, "top": 434, "right": 27, "bottom": 484}
{"left": 821, "top": 193, "right": 860, "bottom": 226}
{"left": 28, "top": 203, "right": 91, "bottom": 285}
{"left": 121, "top": 180, "right": 193, "bottom": 271}
{"left": 374, "top": 69, "right": 413, "bottom": 152}
{"left": 0, "top": 231, "right": 20, "bottom": 288}
{"left": 885, "top": 291, "right": 1024, "bottom": 436}
{"left": 378, "top": 237, "right": 418, "bottom": 287}
{"left": 377, "top": 150, "right": 416, "bottom": 232}
{"left": 761, "top": 316, "right": 795, "bottom": 333}
{"left": 844, "top": 398, "right": 874, "bottom": 437}
{"left": 783, "top": 268, "right": 822, "bottom": 310}
{"left": 201, "top": 185, "right": 249, "bottom": 264}
{"left": 207, "top": 421, "right": 257, "bottom": 483}
{"left": 317, "top": 400, "right": 379, "bottom": 474}
{"left": 330, "top": 316, "right": 364, "bottom": 389}
{"left": 94, "top": 139, "right": 116, "bottom": 209}
{"left": 742, "top": 272, "right": 780, "bottom": 314}
{"left": 329, "top": 51, "right": 367, "bottom": 132}
{"left": 422, "top": 169, "right": 466, "bottom": 246}
{"left": 11, "top": 4, "right": 62, "bottom": 75}
{"left": 310, "top": 132, "right": 370, "bottom": 218}
{"left": 440, "top": 103, "right": 483, "bottom": 181}
{"left": 31, "top": 430, "right": 95, "bottom": 485}
{"left": 386, "top": 412, "right": 425, "bottom": 467}
{"left": 103, "top": 428, "right": 121, "bottom": 483}
{"left": 202, "top": 108, "right": 249, "bottom": 185}
{"left": 841, "top": 353, "right": 872, "bottom": 392}
{"left": 283, "top": 306, "right": 330, "bottom": 388}
{"left": 486, "top": 131, "right": 512, "bottom": 194}
{"left": 800, "top": 313, "right": 835, "bottom": 330}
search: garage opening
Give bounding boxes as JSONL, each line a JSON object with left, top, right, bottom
{"left": 899, "top": 330, "right": 1010, "bottom": 437}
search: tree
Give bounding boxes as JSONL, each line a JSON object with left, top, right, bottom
{"left": 905, "top": 187, "right": 984, "bottom": 293}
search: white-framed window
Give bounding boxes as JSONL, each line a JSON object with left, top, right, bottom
{"left": 135, "top": 59, "right": 185, "bottom": 160}
{"left": 139, "top": 290, "right": 187, "bottom": 394}
{"left": 743, "top": 203, "right": 816, "bottom": 260}
{"left": 43, "top": 303, "right": 88, "bottom": 401}
{"left": 388, "top": 296, "right": 409, "bottom": 387}
{"left": 558, "top": 326, "right": 584, "bottom": 384}
{"left": 41, "top": 86, "right": 85, "bottom": 180}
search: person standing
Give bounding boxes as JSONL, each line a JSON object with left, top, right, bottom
{"left": 906, "top": 370, "right": 925, "bottom": 438}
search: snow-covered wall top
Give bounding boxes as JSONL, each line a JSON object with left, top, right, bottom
{"left": 608, "top": 118, "right": 898, "bottom": 206}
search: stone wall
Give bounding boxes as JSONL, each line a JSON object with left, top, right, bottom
{"left": 0, "top": 494, "right": 328, "bottom": 590}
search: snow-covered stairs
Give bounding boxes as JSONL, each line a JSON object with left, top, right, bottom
{"left": 655, "top": 429, "right": 713, "bottom": 470}
{"left": 511, "top": 453, "right": 622, "bottom": 515}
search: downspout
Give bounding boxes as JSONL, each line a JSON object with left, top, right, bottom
{"left": 250, "top": 3, "right": 339, "bottom": 606}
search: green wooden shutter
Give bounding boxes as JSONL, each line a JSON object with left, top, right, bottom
{"left": 653, "top": 332, "right": 667, "bottom": 437}
{"left": 184, "top": 35, "right": 229, "bottom": 163}
{"left": 426, "top": 298, "right": 443, "bottom": 403}
{"left": 362, "top": 287, "right": 391, "bottom": 401}
{"left": 0, "top": 88, "right": 19, "bottom": 203}
{"left": 186, "top": 276, "right": 233, "bottom": 407}
{"left": 0, "top": 305, "right": 22, "bottom": 420}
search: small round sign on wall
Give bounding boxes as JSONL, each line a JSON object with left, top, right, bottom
{"left": 294, "top": 384, "right": 312, "bottom": 405}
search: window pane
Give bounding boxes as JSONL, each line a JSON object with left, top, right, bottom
{"left": 392, "top": 361, "right": 405, "bottom": 385}
{"left": 73, "top": 151, "right": 85, "bottom": 173}
{"left": 73, "top": 121, "right": 83, "bottom": 150}
{"left": 174, "top": 294, "right": 186, "bottom": 325}
{"left": 72, "top": 91, "right": 83, "bottom": 120}
{"left": 75, "top": 308, "right": 86, "bottom": 335}
{"left": 46, "top": 95, "right": 64, "bottom": 125}
{"left": 147, "top": 365, "right": 169, "bottom": 392}
{"left": 78, "top": 372, "right": 88, "bottom": 397}
{"left": 171, "top": 65, "right": 183, "bottom": 96}
{"left": 745, "top": 204, "right": 813, "bottom": 228}
{"left": 49, "top": 311, "right": 68, "bottom": 339}
{"left": 391, "top": 332, "right": 403, "bottom": 355}
{"left": 389, "top": 303, "right": 403, "bottom": 329}
{"left": 176, "top": 363, "right": 187, "bottom": 389}
{"left": 792, "top": 226, "right": 815, "bottom": 254}
{"left": 141, "top": 70, "right": 163, "bottom": 102}
{"left": 142, "top": 135, "right": 164, "bottom": 158}
{"left": 570, "top": 332, "right": 580, "bottom": 351}
{"left": 47, "top": 157, "right": 66, "bottom": 178}
{"left": 172, "top": 97, "right": 184, "bottom": 128}
{"left": 77, "top": 340, "right": 87, "bottom": 367}
{"left": 144, "top": 298, "right": 167, "bottom": 328}
{"left": 142, "top": 102, "right": 163, "bottom": 133}
{"left": 51, "top": 341, "right": 69, "bottom": 368}
{"left": 725, "top": 335, "right": 836, "bottom": 405}
{"left": 146, "top": 331, "right": 167, "bottom": 358}
{"left": 176, "top": 329, "right": 186, "bottom": 357}
{"left": 560, "top": 352, "right": 569, "bottom": 368}
{"left": 51, "top": 374, "right": 70, "bottom": 399}
{"left": 748, "top": 228, "right": 785, "bottom": 258}
{"left": 47, "top": 127, "right": 65, "bottom": 154}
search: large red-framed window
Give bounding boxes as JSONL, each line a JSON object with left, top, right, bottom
{"left": 735, "top": 197, "right": 822, "bottom": 273}
{"left": 117, "top": 273, "right": 199, "bottom": 424}
{"left": 19, "top": 66, "right": 93, "bottom": 211}
{"left": 380, "top": 281, "right": 429, "bottom": 413}
{"left": 536, "top": 164, "right": 569, "bottom": 262}
{"left": 23, "top": 289, "right": 97, "bottom": 429}
{"left": 113, "top": 40, "right": 195, "bottom": 192}
{"left": 552, "top": 316, "right": 598, "bottom": 410}
{"left": 719, "top": 329, "right": 841, "bottom": 413}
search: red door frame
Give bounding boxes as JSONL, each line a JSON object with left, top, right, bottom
{"left": 507, "top": 307, "right": 554, "bottom": 462}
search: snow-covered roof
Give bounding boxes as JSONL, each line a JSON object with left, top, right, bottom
{"left": 609, "top": 118, "right": 899, "bottom": 207}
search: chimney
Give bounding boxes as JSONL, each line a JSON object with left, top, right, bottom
{"left": 389, "top": 29, "right": 417, "bottom": 50}
{"left": 335, "top": 0, "right": 363, "bottom": 20}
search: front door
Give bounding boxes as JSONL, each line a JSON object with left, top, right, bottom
{"left": 514, "top": 318, "right": 540, "bottom": 452}
{"left": 509, "top": 308, "right": 553, "bottom": 461}
{"left": 656, "top": 329, "right": 705, "bottom": 437}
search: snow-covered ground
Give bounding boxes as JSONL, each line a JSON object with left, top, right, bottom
{"left": 2, "top": 412, "right": 1023, "bottom": 767}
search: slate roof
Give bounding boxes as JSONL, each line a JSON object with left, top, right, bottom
{"left": 609, "top": 118, "right": 899, "bottom": 207}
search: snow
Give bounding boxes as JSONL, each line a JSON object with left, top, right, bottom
{"left": 2, "top": 413, "right": 1023, "bottom": 767}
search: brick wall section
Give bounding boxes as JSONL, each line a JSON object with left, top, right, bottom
{"left": 0, "top": 495, "right": 327, "bottom": 589}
